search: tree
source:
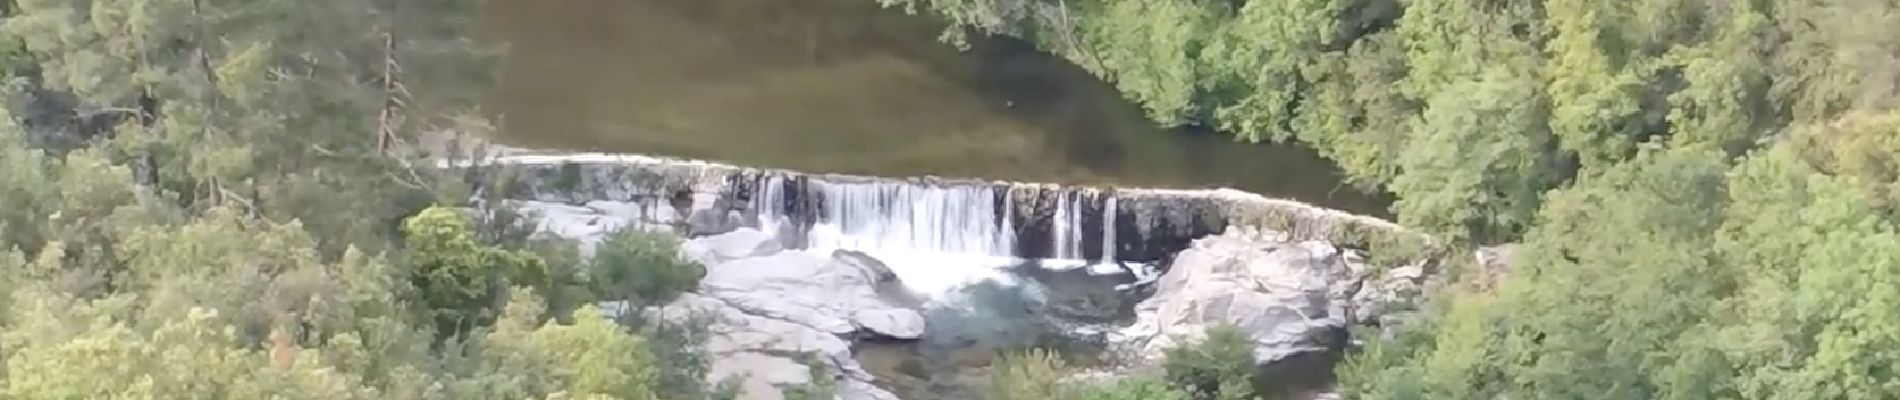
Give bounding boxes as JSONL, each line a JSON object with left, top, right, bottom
{"left": 1081, "top": 0, "right": 1220, "bottom": 126}
{"left": 1662, "top": 3, "right": 1775, "bottom": 154}
{"left": 0, "top": 0, "right": 722, "bottom": 399}
{"left": 1201, "top": 0, "right": 1341, "bottom": 142}
{"left": 988, "top": 349, "right": 1071, "bottom": 400}
{"left": 589, "top": 228, "right": 703, "bottom": 308}
{"left": 402, "top": 207, "right": 548, "bottom": 336}
{"left": 1543, "top": 0, "right": 1677, "bottom": 165}
{"left": 1294, "top": 32, "right": 1415, "bottom": 187}
{"left": 1162, "top": 325, "right": 1260, "bottom": 400}
{"left": 1388, "top": 68, "right": 1562, "bottom": 243}
{"left": 454, "top": 288, "right": 663, "bottom": 400}
{"left": 0, "top": 108, "right": 55, "bottom": 253}
{"left": 1072, "top": 376, "right": 1191, "bottom": 400}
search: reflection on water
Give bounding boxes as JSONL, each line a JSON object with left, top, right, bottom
{"left": 481, "top": 0, "right": 1393, "bottom": 217}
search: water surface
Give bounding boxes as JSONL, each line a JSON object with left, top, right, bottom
{"left": 482, "top": 0, "right": 1393, "bottom": 218}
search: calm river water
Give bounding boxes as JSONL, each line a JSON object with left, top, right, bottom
{"left": 480, "top": 0, "right": 1393, "bottom": 217}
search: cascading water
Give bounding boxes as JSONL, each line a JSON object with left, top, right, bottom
{"left": 999, "top": 188, "right": 1016, "bottom": 254}
{"left": 744, "top": 174, "right": 1145, "bottom": 297}
{"left": 749, "top": 175, "right": 1026, "bottom": 295}
{"left": 1051, "top": 190, "right": 1082, "bottom": 260}
{"left": 806, "top": 179, "right": 1014, "bottom": 257}
{"left": 1100, "top": 195, "right": 1117, "bottom": 263}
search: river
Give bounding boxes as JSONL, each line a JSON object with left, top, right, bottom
{"left": 479, "top": 0, "right": 1393, "bottom": 218}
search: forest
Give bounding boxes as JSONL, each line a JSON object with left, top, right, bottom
{"left": 0, "top": 0, "right": 1238, "bottom": 398}
{"left": 885, "top": 0, "right": 1900, "bottom": 397}
{"left": 0, "top": 0, "right": 1897, "bottom": 399}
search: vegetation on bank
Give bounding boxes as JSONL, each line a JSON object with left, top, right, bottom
{"left": 887, "top": 0, "right": 1900, "bottom": 397}
{"left": 3, "top": 0, "right": 1896, "bottom": 398}
{"left": 987, "top": 326, "right": 1292, "bottom": 400}
{"left": 0, "top": 1, "right": 741, "bottom": 399}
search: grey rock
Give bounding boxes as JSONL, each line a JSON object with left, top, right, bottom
{"left": 511, "top": 200, "right": 677, "bottom": 256}
{"left": 640, "top": 233, "right": 927, "bottom": 400}
{"left": 687, "top": 207, "right": 747, "bottom": 237}
{"left": 851, "top": 308, "right": 926, "bottom": 339}
{"left": 681, "top": 228, "right": 785, "bottom": 266}
{"left": 648, "top": 294, "right": 851, "bottom": 400}
{"left": 695, "top": 246, "right": 925, "bottom": 340}
{"left": 832, "top": 250, "right": 897, "bottom": 284}
{"left": 1120, "top": 227, "right": 1367, "bottom": 368}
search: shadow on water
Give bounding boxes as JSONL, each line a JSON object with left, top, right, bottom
{"left": 481, "top": 0, "right": 1394, "bottom": 218}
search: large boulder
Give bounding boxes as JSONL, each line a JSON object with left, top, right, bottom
{"left": 647, "top": 231, "right": 925, "bottom": 400}
{"left": 698, "top": 246, "right": 925, "bottom": 340}
{"left": 510, "top": 200, "right": 676, "bottom": 255}
{"left": 687, "top": 198, "right": 759, "bottom": 237}
{"left": 1119, "top": 227, "right": 1369, "bottom": 368}
{"left": 681, "top": 228, "right": 784, "bottom": 266}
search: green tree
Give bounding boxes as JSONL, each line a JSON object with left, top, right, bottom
{"left": 589, "top": 228, "right": 703, "bottom": 308}
{"left": 460, "top": 288, "right": 663, "bottom": 400}
{"left": 1201, "top": 0, "right": 1341, "bottom": 142}
{"left": 402, "top": 207, "right": 548, "bottom": 336}
{"left": 1162, "top": 326, "right": 1259, "bottom": 400}
{"left": 1388, "top": 68, "right": 1561, "bottom": 243}
{"left": 988, "top": 348, "right": 1070, "bottom": 400}
{"left": 1081, "top": 0, "right": 1219, "bottom": 126}
{"left": 0, "top": 109, "right": 55, "bottom": 253}
{"left": 1662, "top": 3, "right": 1775, "bottom": 154}
{"left": 1294, "top": 32, "right": 1414, "bottom": 186}
{"left": 1072, "top": 376, "right": 1192, "bottom": 400}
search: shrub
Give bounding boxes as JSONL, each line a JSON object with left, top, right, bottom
{"left": 589, "top": 228, "right": 703, "bottom": 307}
{"left": 1162, "top": 325, "right": 1260, "bottom": 400}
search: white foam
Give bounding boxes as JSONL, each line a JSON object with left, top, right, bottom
{"left": 832, "top": 249, "right": 1019, "bottom": 301}
{"left": 1101, "top": 195, "right": 1118, "bottom": 263}
{"left": 1050, "top": 189, "right": 1098, "bottom": 260}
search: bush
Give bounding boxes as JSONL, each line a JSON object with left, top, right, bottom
{"left": 1162, "top": 325, "right": 1260, "bottom": 400}
{"left": 779, "top": 353, "right": 838, "bottom": 400}
{"left": 402, "top": 207, "right": 549, "bottom": 336}
{"left": 645, "top": 311, "right": 740, "bottom": 400}
{"left": 988, "top": 349, "right": 1070, "bottom": 400}
{"left": 590, "top": 228, "right": 703, "bottom": 306}
{"left": 1073, "top": 376, "right": 1192, "bottom": 400}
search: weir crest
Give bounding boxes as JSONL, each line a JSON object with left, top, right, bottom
{"left": 460, "top": 152, "right": 1429, "bottom": 282}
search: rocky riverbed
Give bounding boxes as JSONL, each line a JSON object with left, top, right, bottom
{"left": 511, "top": 198, "right": 1438, "bottom": 399}
{"left": 489, "top": 152, "right": 1445, "bottom": 400}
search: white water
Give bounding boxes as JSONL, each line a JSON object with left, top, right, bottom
{"left": 1051, "top": 190, "right": 1086, "bottom": 260}
{"left": 751, "top": 176, "right": 1131, "bottom": 299}
{"left": 1101, "top": 195, "right": 1117, "bottom": 263}
{"left": 1000, "top": 188, "right": 1016, "bottom": 255}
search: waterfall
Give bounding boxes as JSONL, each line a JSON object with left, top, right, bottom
{"left": 1050, "top": 190, "right": 1084, "bottom": 260}
{"left": 1048, "top": 191, "right": 1094, "bottom": 261}
{"left": 999, "top": 188, "right": 1016, "bottom": 254}
{"left": 481, "top": 153, "right": 1417, "bottom": 298}
{"left": 753, "top": 175, "right": 1014, "bottom": 257}
{"left": 1101, "top": 195, "right": 1117, "bottom": 263}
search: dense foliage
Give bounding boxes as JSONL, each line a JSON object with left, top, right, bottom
{"left": 590, "top": 228, "right": 704, "bottom": 307}
{"left": 6, "top": 0, "right": 1896, "bottom": 398}
{"left": 0, "top": 1, "right": 741, "bottom": 399}
{"left": 891, "top": 0, "right": 1900, "bottom": 397}
{"left": 882, "top": 0, "right": 1896, "bottom": 243}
